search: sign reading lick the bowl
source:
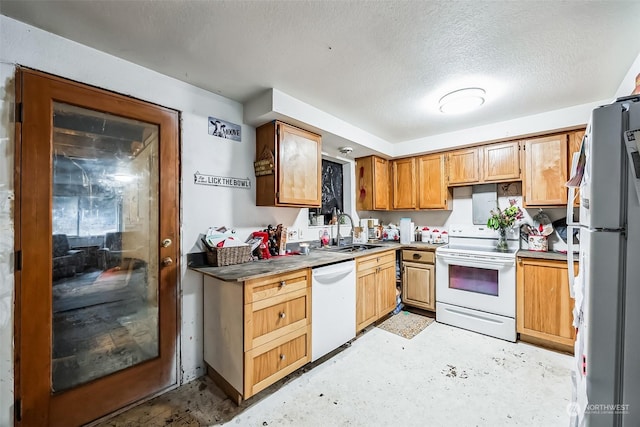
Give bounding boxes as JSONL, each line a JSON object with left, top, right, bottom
{"left": 194, "top": 172, "right": 251, "bottom": 189}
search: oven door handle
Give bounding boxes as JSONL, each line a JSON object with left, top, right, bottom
{"left": 437, "top": 253, "right": 515, "bottom": 269}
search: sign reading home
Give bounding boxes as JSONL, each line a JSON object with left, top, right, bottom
{"left": 194, "top": 172, "right": 251, "bottom": 189}
{"left": 208, "top": 117, "right": 241, "bottom": 142}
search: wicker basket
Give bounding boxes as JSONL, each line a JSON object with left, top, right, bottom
{"left": 206, "top": 245, "right": 252, "bottom": 267}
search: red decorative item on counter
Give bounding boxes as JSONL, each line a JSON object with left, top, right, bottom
{"left": 252, "top": 231, "right": 271, "bottom": 259}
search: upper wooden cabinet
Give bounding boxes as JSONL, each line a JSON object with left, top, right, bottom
{"left": 447, "top": 142, "right": 520, "bottom": 186}
{"left": 355, "top": 156, "right": 390, "bottom": 211}
{"left": 417, "top": 153, "right": 451, "bottom": 209}
{"left": 255, "top": 121, "right": 321, "bottom": 207}
{"left": 447, "top": 148, "right": 480, "bottom": 186}
{"left": 482, "top": 141, "right": 521, "bottom": 182}
{"left": 391, "top": 157, "right": 417, "bottom": 209}
{"left": 523, "top": 134, "right": 569, "bottom": 207}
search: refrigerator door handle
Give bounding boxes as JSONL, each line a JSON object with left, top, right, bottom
{"left": 567, "top": 225, "right": 576, "bottom": 298}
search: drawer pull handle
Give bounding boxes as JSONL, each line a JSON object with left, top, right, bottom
{"left": 280, "top": 354, "right": 286, "bottom": 361}
{"left": 280, "top": 280, "right": 286, "bottom": 288}
{"left": 279, "top": 312, "right": 286, "bottom": 319}
{"left": 413, "top": 253, "right": 421, "bottom": 260}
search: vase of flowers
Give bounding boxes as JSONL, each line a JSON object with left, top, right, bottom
{"left": 487, "top": 199, "right": 523, "bottom": 252}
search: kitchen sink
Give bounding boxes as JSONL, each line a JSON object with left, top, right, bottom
{"left": 324, "top": 244, "right": 383, "bottom": 253}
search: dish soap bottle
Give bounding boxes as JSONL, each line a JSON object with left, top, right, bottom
{"left": 320, "top": 228, "right": 330, "bottom": 247}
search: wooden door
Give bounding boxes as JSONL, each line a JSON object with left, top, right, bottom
{"left": 483, "top": 141, "right": 521, "bottom": 182}
{"left": 523, "top": 134, "right": 568, "bottom": 206}
{"left": 372, "top": 156, "right": 390, "bottom": 210}
{"left": 376, "top": 263, "right": 397, "bottom": 318}
{"left": 356, "top": 268, "right": 378, "bottom": 331}
{"left": 392, "top": 158, "right": 416, "bottom": 209}
{"left": 277, "top": 122, "right": 321, "bottom": 206}
{"left": 417, "top": 153, "right": 449, "bottom": 209}
{"left": 15, "top": 69, "right": 179, "bottom": 426}
{"left": 402, "top": 261, "right": 434, "bottom": 310}
{"left": 447, "top": 148, "right": 480, "bottom": 185}
{"left": 516, "top": 258, "right": 576, "bottom": 350}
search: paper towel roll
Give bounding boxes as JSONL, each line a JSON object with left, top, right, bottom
{"left": 400, "top": 218, "right": 411, "bottom": 244}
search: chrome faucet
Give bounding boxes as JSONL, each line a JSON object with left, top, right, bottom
{"left": 336, "top": 212, "right": 354, "bottom": 247}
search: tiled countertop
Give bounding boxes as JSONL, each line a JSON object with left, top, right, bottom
{"left": 190, "top": 241, "right": 444, "bottom": 282}
{"left": 517, "top": 249, "right": 579, "bottom": 261}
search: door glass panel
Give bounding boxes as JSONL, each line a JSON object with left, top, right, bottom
{"left": 51, "top": 102, "right": 159, "bottom": 392}
{"left": 448, "top": 265, "right": 499, "bottom": 296}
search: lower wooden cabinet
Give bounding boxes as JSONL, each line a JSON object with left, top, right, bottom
{"left": 516, "top": 257, "right": 576, "bottom": 352}
{"left": 356, "top": 250, "right": 396, "bottom": 332}
{"left": 401, "top": 249, "right": 435, "bottom": 311}
{"left": 203, "top": 268, "right": 311, "bottom": 403}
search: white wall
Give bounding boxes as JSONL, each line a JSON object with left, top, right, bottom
{"left": 615, "top": 51, "right": 640, "bottom": 98}
{"left": 0, "top": 62, "right": 16, "bottom": 427}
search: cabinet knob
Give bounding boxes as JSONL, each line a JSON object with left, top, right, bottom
{"left": 280, "top": 354, "right": 286, "bottom": 361}
{"left": 413, "top": 253, "right": 421, "bottom": 260}
{"left": 162, "top": 257, "right": 173, "bottom": 267}
{"left": 280, "top": 280, "right": 286, "bottom": 288}
{"left": 279, "top": 312, "right": 286, "bottom": 319}
{"left": 161, "top": 238, "right": 172, "bottom": 248}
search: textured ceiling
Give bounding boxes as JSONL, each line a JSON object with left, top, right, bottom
{"left": 2, "top": 0, "right": 640, "bottom": 143}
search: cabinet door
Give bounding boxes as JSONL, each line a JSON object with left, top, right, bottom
{"left": 277, "top": 122, "right": 322, "bottom": 206}
{"left": 392, "top": 158, "right": 416, "bottom": 209}
{"left": 377, "top": 263, "right": 398, "bottom": 318}
{"left": 523, "top": 134, "right": 568, "bottom": 206}
{"left": 516, "top": 258, "right": 575, "bottom": 350}
{"left": 447, "top": 148, "right": 480, "bottom": 186}
{"left": 569, "top": 129, "right": 585, "bottom": 207}
{"left": 402, "top": 261, "right": 435, "bottom": 311}
{"left": 417, "top": 153, "right": 450, "bottom": 209}
{"left": 373, "top": 156, "right": 390, "bottom": 210}
{"left": 356, "top": 268, "right": 378, "bottom": 331}
{"left": 483, "top": 141, "right": 521, "bottom": 182}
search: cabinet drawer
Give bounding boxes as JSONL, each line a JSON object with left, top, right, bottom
{"left": 244, "top": 269, "right": 310, "bottom": 304}
{"left": 244, "top": 325, "right": 311, "bottom": 398}
{"left": 245, "top": 287, "right": 310, "bottom": 349}
{"left": 357, "top": 251, "right": 395, "bottom": 272}
{"left": 402, "top": 250, "right": 434, "bottom": 264}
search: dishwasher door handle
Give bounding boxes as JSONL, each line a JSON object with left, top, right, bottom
{"left": 313, "top": 269, "right": 354, "bottom": 284}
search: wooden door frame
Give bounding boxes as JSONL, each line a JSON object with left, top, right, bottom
{"left": 14, "top": 68, "right": 181, "bottom": 426}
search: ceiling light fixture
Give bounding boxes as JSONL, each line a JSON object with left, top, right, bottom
{"left": 438, "top": 87, "right": 486, "bottom": 114}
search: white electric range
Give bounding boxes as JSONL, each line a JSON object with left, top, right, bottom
{"left": 435, "top": 224, "right": 519, "bottom": 342}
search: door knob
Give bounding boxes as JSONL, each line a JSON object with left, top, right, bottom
{"left": 162, "top": 238, "right": 172, "bottom": 248}
{"left": 162, "top": 257, "right": 173, "bottom": 266}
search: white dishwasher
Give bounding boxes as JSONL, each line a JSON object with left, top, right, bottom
{"left": 311, "top": 260, "right": 356, "bottom": 362}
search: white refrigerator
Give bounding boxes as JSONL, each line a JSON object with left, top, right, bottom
{"left": 567, "top": 95, "right": 640, "bottom": 426}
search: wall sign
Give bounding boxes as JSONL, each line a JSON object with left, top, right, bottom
{"left": 194, "top": 171, "right": 251, "bottom": 189}
{"left": 254, "top": 146, "right": 275, "bottom": 176}
{"left": 208, "top": 116, "right": 241, "bottom": 142}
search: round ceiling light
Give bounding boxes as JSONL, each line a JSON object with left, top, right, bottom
{"left": 438, "top": 87, "right": 486, "bottom": 114}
